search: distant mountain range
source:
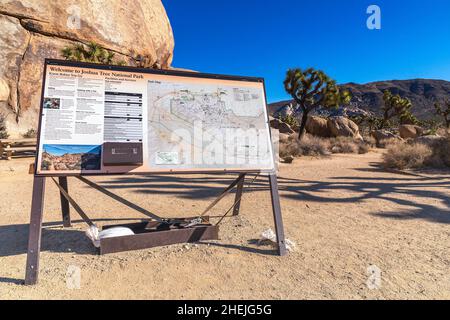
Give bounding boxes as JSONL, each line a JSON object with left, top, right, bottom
{"left": 268, "top": 79, "right": 450, "bottom": 120}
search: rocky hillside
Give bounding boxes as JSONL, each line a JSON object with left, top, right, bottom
{"left": 0, "top": 0, "right": 174, "bottom": 137}
{"left": 269, "top": 79, "right": 450, "bottom": 120}
{"left": 41, "top": 151, "right": 101, "bottom": 171}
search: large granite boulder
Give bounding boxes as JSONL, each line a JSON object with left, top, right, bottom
{"left": 269, "top": 117, "right": 282, "bottom": 130}
{"left": 0, "top": 0, "right": 174, "bottom": 137}
{"left": 371, "top": 129, "right": 403, "bottom": 147}
{"left": 414, "top": 135, "right": 444, "bottom": 146}
{"left": 278, "top": 122, "right": 294, "bottom": 134}
{"left": 327, "top": 116, "right": 363, "bottom": 140}
{"left": 399, "top": 124, "right": 424, "bottom": 139}
{"left": 305, "top": 116, "right": 331, "bottom": 137}
{"left": 0, "top": 78, "right": 9, "bottom": 101}
{"left": 269, "top": 117, "right": 294, "bottom": 134}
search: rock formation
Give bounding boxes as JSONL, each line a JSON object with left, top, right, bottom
{"left": 327, "top": 116, "right": 363, "bottom": 141}
{"left": 371, "top": 130, "right": 403, "bottom": 147}
{"left": 0, "top": 0, "right": 174, "bottom": 137}
{"left": 305, "top": 116, "right": 331, "bottom": 137}
{"left": 269, "top": 117, "right": 295, "bottom": 134}
{"left": 399, "top": 124, "right": 424, "bottom": 139}
{"left": 269, "top": 79, "right": 450, "bottom": 121}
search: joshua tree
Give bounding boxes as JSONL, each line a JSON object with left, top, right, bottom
{"left": 366, "top": 115, "right": 384, "bottom": 131}
{"left": 284, "top": 68, "right": 351, "bottom": 139}
{"left": 61, "top": 42, "right": 126, "bottom": 65}
{"left": 354, "top": 114, "right": 384, "bottom": 132}
{"left": 381, "top": 90, "right": 417, "bottom": 127}
{"left": 434, "top": 100, "right": 450, "bottom": 128}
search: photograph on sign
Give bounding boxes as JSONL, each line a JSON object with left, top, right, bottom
{"left": 35, "top": 60, "right": 275, "bottom": 175}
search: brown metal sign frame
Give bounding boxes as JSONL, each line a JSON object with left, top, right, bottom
{"left": 24, "top": 60, "right": 287, "bottom": 285}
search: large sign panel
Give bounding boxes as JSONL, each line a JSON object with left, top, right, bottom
{"left": 35, "top": 60, "right": 275, "bottom": 175}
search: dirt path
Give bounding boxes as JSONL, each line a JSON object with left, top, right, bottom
{"left": 0, "top": 151, "right": 449, "bottom": 299}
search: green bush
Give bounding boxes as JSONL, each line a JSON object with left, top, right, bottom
{"left": 61, "top": 42, "right": 126, "bottom": 66}
{"left": 280, "top": 115, "right": 299, "bottom": 129}
{"left": 23, "top": 128, "right": 37, "bottom": 138}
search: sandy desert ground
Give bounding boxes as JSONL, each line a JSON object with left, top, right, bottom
{"left": 0, "top": 150, "right": 449, "bottom": 299}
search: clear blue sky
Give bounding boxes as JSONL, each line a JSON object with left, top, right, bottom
{"left": 162, "top": 0, "right": 450, "bottom": 103}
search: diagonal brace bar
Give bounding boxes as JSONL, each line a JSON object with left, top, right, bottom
{"left": 51, "top": 177, "right": 94, "bottom": 227}
{"left": 199, "top": 173, "right": 246, "bottom": 217}
{"left": 76, "top": 176, "right": 163, "bottom": 222}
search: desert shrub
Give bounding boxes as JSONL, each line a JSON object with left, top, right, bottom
{"left": 424, "top": 135, "right": 450, "bottom": 168}
{"left": 41, "top": 159, "right": 51, "bottom": 170}
{"left": 280, "top": 115, "right": 299, "bottom": 130}
{"left": 357, "top": 143, "right": 371, "bottom": 154}
{"left": 279, "top": 134, "right": 374, "bottom": 158}
{"left": 61, "top": 42, "right": 127, "bottom": 66}
{"left": 22, "top": 128, "right": 37, "bottom": 138}
{"left": 436, "top": 127, "right": 450, "bottom": 137}
{"left": 0, "top": 113, "right": 8, "bottom": 139}
{"left": 279, "top": 134, "right": 330, "bottom": 157}
{"left": 362, "top": 135, "right": 376, "bottom": 147}
{"left": 328, "top": 137, "right": 358, "bottom": 154}
{"left": 377, "top": 137, "right": 402, "bottom": 149}
{"left": 328, "top": 136, "right": 372, "bottom": 154}
{"left": 383, "top": 142, "right": 433, "bottom": 169}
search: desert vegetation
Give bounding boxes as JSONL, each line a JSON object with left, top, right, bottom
{"left": 381, "top": 90, "right": 418, "bottom": 127}
{"left": 383, "top": 135, "right": 450, "bottom": 169}
{"left": 279, "top": 134, "right": 372, "bottom": 160}
{"left": 0, "top": 113, "right": 8, "bottom": 139}
{"left": 61, "top": 42, "right": 127, "bottom": 66}
{"left": 283, "top": 68, "right": 351, "bottom": 139}
{"left": 434, "top": 99, "right": 450, "bottom": 129}
{"left": 273, "top": 67, "right": 450, "bottom": 172}
{"left": 22, "top": 128, "right": 36, "bottom": 138}
{"left": 61, "top": 42, "right": 163, "bottom": 69}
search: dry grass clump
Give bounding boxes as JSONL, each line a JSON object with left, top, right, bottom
{"left": 383, "top": 143, "right": 432, "bottom": 169}
{"left": 423, "top": 136, "right": 450, "bottom": 168}
{"left": 436, "top": 127, "right": 450, "bottom": 137}
{"left": 357, "top": 143, "right": 371, "bottom": 154}
{"left": 279, "top": 134, "right": 330, "bottom": 157}
{"left": 279, "top": 135, "right": 372, "bottom": 159}
{"left": 329, "top": 137, "right": 358, "bottom": 154}
{"left": 382, "top": 136, "right": 450, "bottom": 169}
{"left": 363, "top": 135, "right": 377, "bottom": 148}
{"left": 329, "top": 137, "right": 372, "bottom": 154}
{"left": 377, "top": 137, "right": 402, "bottom": 149}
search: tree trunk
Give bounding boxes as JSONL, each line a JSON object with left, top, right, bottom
{"left": 298, "top": 110, "right": 309, "bottom": 140}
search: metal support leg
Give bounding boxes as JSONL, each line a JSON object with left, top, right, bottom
{"left": 59, "top": 177, "right": 71, "bottom": 227}
{"left": 232, "top": 174, "right": 245, "bottom": 216}
{"left": 25, "top": 176, "right": 46, "bottom": 285}
{"left": 268, "top": 173, "right": 287, "bottom": 256}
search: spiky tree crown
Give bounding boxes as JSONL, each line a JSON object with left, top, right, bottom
{"left": 434, "top": 100, "right": 450, "bottom": 117}
{"left": 61, "top": 42, "right": 126, "bottom": 66}
{"left": 283, "top": 68, "right": 350, "bottom": 112}
{"left": 434, "top": 100, "right": 450, "bottom": 127}
{"left": 382, "top": 90, "right": 417, "bottom": 124}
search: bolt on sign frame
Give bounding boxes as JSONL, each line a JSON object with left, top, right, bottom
{"left": 25, "top": 59, "right": 287, "bottom": 285}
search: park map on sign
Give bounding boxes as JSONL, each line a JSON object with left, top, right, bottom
{"left": 147, "top": 79, "right": 274, "bottom": 170}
